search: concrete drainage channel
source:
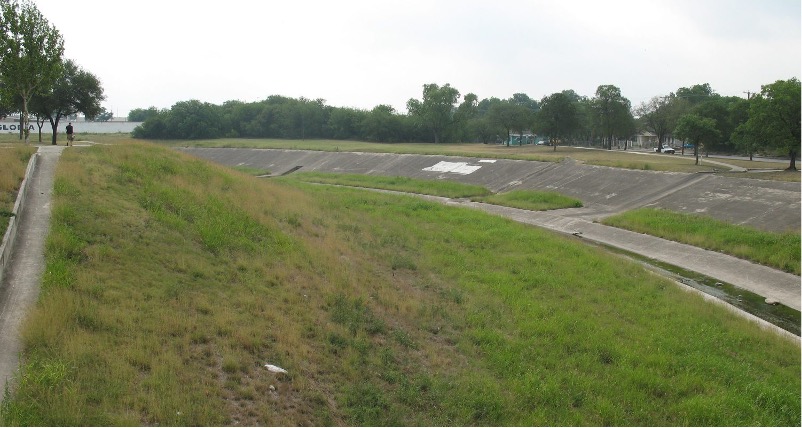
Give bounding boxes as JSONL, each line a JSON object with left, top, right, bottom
{"left": 176, "top": 147, "right": 799, "bottom": 340}
{"left": 263, "top": 170, "right": 801, "bottom": 339}
{"left": 602, "top": 244, "right": 800, "bottom": 340}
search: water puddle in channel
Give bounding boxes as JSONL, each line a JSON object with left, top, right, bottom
{"left": 597, "top": 243, "right": 800, "bottom": 337}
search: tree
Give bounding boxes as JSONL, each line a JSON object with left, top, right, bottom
{"left": 165, "top": 99, "right": 224, "bottom": 139}
{"left": 742, "top": 78, "right": 801, "bottom": 171}
{"left": 488, "top": 102, "right": 531, "bottom": 146}
{"left": 636, "top": 95, "right": 683, "bottom": 151}
{"left": 361, "top": 104, "right": 402, "bottom": 142}
{"left": 452, "top": 92, "right": 478, "bottom": 142}
{"left": 90, "top": 107, "right": 113, "bottom": 122}
{"left": 406, "top": 83, "right": 460, "bottom": 144}
{"left": 30, "top": 59, "right": 104, "bottom": 144}
{"left": 509, "top": 92, "right": 539, "bottom": 111}
{"left": 591, "top": 85, "right": 634, "bottom": 150}
{"left": 674, "top": 114, "right": 720, "bottom": 165}
{"left": 128, "top": 106, "right": 160, "bottom": 122}
{"left": 676, "top": 83, "right": 715, "bottom": 105}
{"left": 536, "top": 91, "right": 580, "bottom": 150}
{"left": 0, "top": 0, "right": 65, "bottom": 143}
{"left": 327, "top": 106, "right": 366, "bottom": 140}
{"left": 729, "top": 97, "right": 759, "bottom": 160}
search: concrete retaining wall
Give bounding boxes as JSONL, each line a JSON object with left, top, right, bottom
{"left": 0, "top": 152, "right": 38, "bottom": 286}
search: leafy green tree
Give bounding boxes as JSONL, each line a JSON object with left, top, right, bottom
{"left": 674, "top": 113, "right": 720, "bottom": 165}
{"left": 676, "top": 83, "right": 715, "bottom": 105}
{"left": 509, "top": 92, "right": 539, "bottom": 111}
{"left": 636, "top": 95, "right": 684, "bottom": 151}
{"left": 591, "top": 85, "right": 634, "bottom": 149}
{"left": 128, "top": 106, "right": 160, "bottom": 122}
{"left": 729, "top": 97, "right": 759, "bottom": 160}
{"left": 536, "top": 91, "right": 580, "bottom": 150}
{"left": 452, "top": 92, "right": 478, "bottom": 142}
{"left": 91, "top": 107, "right": 113, "bottom": 122}
{"left": 469, "top": 116, "right": 502, "bottom": 144}
{"left": 689, "top": 95, "right": 749, "bottom": 154}
{"left": 741, "top": 78, "right": 800, "bottom": 170}
{"left": 488, "top": 102, "right": 531, "bottom": 146}
{"left": 362, "top": 104, "right": 403, "bottom": 142}
{"left": 0, "top": 0, "right": 64, "bottom": 143}
{"left": 30, "top": 59, "right": 104, "bottom": 144}
{"left": 327, "top": 107, "right": 366, "bottom": 140}
{"left": 165, "top": 99, "right": 224, "bottom": 139}
{"left": 406, "top": 83, "right": 460, "bottom": 143}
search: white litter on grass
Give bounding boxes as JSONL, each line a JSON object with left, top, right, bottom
{"left": 423, "top": 161, "right": 482, "bottom": 175}
{"left": 264, "top": 364, "right": 288, "bottom": 374}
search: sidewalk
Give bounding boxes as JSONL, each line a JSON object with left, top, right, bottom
{"left": 0, "top": 145, "right": 63, "bottom": 394}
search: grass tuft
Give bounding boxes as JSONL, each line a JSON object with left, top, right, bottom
{"left": 472, "top": 189, "right": 583, "bottom": 210}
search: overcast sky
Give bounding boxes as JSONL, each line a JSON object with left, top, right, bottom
{"left": 32, "top": 0, "right": 801, "bottom": 117}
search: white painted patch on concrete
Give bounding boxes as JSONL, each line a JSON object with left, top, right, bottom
{"left": 479, "top": 159, "right": 496, "bottom": 163}
{"left": 423, "top": 161, "right": 482, "bottom": 175}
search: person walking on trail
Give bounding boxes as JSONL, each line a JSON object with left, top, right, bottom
{"left": 66, "top": 122, "right": 74, "bottom": 146}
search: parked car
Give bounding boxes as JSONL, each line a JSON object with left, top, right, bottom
{"left": 654, "top": 146, "right": 675, "bottom": 154}
{"left": 683, "top": 143, "right": 694, "bottom": 149}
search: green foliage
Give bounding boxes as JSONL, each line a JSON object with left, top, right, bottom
{"left": 287, "top": 172, "right": 491, "bottom": 198}
{"left": 536, "top": 91, "right": 580, "bottom": 143}
{"left": 674, "top": 113, "right": 720, "bottom": 164}
{"left": 127, "top": 106, "right": 160, "bottom": 122}
{"left": 406, "top": 83, "right": 462, "bottom": 143}
{"left": 0, "top": 0, "right": 65, "bottom": 143}
{"left": 602, "top": 208, "right": 801, "bottom": 274}
{"left": 741, "top": 78, "right": 801, "bottom": 170}
{"left": 473, "top": 190, "right": 582, "bottom": 211}
{"left": 590, "top": 85, "right": 634, "bottom": 149}
{"left": 30, "top": 58, "right": 105, "bottom": 145}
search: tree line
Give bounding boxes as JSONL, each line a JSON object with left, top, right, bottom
{"left": 0, "top": 0, "right": 106, "bottom": 145}
{"left": 130, "top": 79, "right": 799, "bottom": 169}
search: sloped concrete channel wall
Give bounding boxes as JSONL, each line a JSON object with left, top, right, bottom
{"left": 178, "top": 148, "right": 801, "bottom": 233}
{"left": 0, "top": 153, "right": 37, "bottom": 286}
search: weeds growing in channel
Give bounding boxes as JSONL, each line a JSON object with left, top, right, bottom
{"left": 1, "top": 143, "right": 799, "bottom": 426}
{"left": 472, "top": 189, "right": 582, "bottom": 211}
{"left": 289, "top": 171, "right": 491, "bottom": 198}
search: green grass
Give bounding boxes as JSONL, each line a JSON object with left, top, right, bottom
{"left": 288, "top": 172, "right": 491, "bottom": 198}
{"left": 472, "top": 189, "right": 583, "bottom": 211}
{"left": 1, "top": 143, "right": 799, "bottom": 426}
{"left": 0, "top": 145, "right": 37, "bottom": 236}
{"left": 602, "top": 208, "right": 801, "bottom": 275}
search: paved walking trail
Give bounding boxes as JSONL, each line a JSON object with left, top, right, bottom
{"left": 0, "top": 145, "right": 63, "bottom": 394}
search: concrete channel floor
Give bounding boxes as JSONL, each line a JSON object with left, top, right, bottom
{"left": 0, "top": 145, "right": 63, "bottom": 395}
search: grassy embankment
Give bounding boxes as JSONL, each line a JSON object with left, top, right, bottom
{"left": 1, "top": 142, "right": 798, "bottom": 426}
{"left": 0, "top": 145, "right": 37, "bottom": 236}
{"left": 603, "top": 208, "right": 801, "bottom": 275}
